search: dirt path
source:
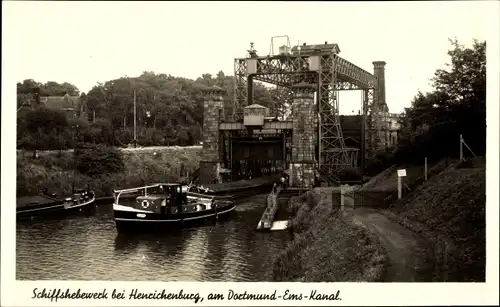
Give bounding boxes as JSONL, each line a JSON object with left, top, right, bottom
{"left": 353, "top": 208, "right": 432, "bottom": 282}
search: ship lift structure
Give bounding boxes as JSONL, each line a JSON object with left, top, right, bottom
{"left": 230, "top": 36, "right": 389, "bottom": 183}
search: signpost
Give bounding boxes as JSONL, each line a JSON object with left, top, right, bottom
{"left": 397, "top": 169, "right": 407, "bottom": 200}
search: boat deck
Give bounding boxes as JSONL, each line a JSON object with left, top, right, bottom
{"left": 204, "top": 174, "right": 282, "bottom": 193}
{"left": 17, "top": 195, "right": 60, "bottom": 209}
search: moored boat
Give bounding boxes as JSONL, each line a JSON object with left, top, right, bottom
{"left": 113, "top": 183, "right": 236, "bottom": 233}
{"left": 17, "top": 188, "right": 96, "bottom": 220}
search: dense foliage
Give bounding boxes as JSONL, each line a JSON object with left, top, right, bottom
{"left": 16, "top": 72, "right": 282, "bottom": 150}
{"left": 17, "top": 146, "right": 201, "bottom": 197}
{"left": 367, "top": 39, "right": 486, "bottom": 174}
{"left": 73, "top": 143, "right": 125, "bottom": 177}
{"left": 17, "top": 108, "right": 72, "bottom": 151}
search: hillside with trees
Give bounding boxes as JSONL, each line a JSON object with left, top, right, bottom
{"left": 16, "top": 72, "right": 282, "bottom": 150}
{"left": 367, "top": 39, "right": 486, "bottom": 174}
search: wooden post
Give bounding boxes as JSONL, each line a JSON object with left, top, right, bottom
{"left": 397, "top": 176, "right": 402, "bottom": 200}
{"left": 424, "top": 157, "right": 428, "bottom": 181}
{"left": 459, "top": 134, "right": 463, "bottom": 161}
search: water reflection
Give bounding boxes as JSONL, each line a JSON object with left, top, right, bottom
{"left": 114, "top": 231, "right": 194, "bottom": 259}
{"left": 17, "top": 194, "right": 290, "bottom": 281}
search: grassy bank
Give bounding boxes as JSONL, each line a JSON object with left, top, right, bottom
{"left": 17, "top": 146, "right": 202, "bottom": 198}
{"left": 272, "top": 188, "right": 387, "bottom": 282}
{"left": 382, "top": 157, "right": 486, "bottom": 282}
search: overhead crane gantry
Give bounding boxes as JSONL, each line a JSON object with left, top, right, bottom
{"left": 231, "top": 36, "right": 388, "bottom": 182}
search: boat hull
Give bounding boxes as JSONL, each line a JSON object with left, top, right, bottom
{"left": 17, "top": 196, "right": 96, "bottom": 221}
{"left": 113, "top": 202, "right": 236, "bottom": 233}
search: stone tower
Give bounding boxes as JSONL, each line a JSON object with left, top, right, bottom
{"left": 199, "top": 86, "right": 225, "bottom": 185}
{"left": 372, "top": 61, "right": 387, "bottom": 110}
{"left": 289, "top": 82, "right": 316, "bottom": 189}
{"left": 370, "top": 61, "right": 390, "bottom": 152}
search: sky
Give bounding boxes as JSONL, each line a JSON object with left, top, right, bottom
{"left": 3, "top": 1, "right": 493, "bottom": 114}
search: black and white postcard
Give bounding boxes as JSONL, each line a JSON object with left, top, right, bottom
{"left": 2, "top": 1, "right": 499, "bottom": 306}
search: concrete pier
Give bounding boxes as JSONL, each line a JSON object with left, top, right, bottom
{"left": 256, "top": 185, "right": 282, "bottom": 231}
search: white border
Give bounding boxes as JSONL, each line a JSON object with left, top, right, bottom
{"left": 2, "top": 1, "right": 499, "bottom": 306}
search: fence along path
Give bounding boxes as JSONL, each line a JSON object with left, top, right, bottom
{"left": 333, "top": 186, "right": 397, "bottom": 210}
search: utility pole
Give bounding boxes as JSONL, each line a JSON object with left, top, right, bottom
{"left": 133, "top": 89, "right": 137, "bottom": 147}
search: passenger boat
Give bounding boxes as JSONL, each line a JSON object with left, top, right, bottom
{"left": 112, "top": 183, "right": 236, "bottom": 232}
{"left": 17, "top": 188, "right": 96, "bottom": 220}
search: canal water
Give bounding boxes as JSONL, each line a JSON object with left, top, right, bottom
{"left": 16, "top": 194, "right": 291, "bottom": 281}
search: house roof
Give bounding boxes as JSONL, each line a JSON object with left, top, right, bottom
{"left": 245, "top": 104, "right": 268, "bottom": 109}
{"left": 43, "top": 95, "right": 81, "bottom": 110}
{"left": 291, "top": 43, "right": 341, "bottom": 55}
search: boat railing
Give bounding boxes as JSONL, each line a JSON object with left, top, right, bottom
{"left": 113, "top": 183, "right": 178, "bottom": 204}
{"left": 186, "top": 191, "right": 232, "bottom": 201}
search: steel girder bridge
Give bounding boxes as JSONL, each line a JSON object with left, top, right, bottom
{"left": 231, "top": 36, "right": 387, "bottom": 182}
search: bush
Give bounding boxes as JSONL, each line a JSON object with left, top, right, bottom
{"left": 116, "top": 129, "right": 133, "bottom": 146}
{"left": 365, "top": 152, "right": 394, "bottom": 176}
{"left": 21, "top": 108, "right": 68, "bottom": 135}
{"left": 337, "top": 167, "right": 361, "bottom": 181}
{"left": 80, "top": 119, "right": 122, "bottom": 146}
{"left": 73, "top": 143, "right": 125, "bottom": 177}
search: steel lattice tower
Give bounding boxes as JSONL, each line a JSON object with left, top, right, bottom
{"left": 232, "top": 37, "right": 388, "bottom": 183}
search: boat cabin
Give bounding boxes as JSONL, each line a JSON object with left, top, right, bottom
{"left": 113, "top": 183, "right": 202, "bottom": 215}
{"left": 142, "top": 183, "right": 187, "bottom": 205}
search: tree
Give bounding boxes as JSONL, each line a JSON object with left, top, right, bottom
{"left": 433, "top": 39, "right": 486, "bottom": 103}
{"left": 41, "top": 81, "right": 80, "bottom": 96}
{"left": 23, "top": 108, "right": 68, "bottom": 134}
{"left": 395, "top": 38, "right": 486, "bottom": 164}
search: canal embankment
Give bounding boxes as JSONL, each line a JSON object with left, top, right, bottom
{"left": 331, "top": 157, "right": 485, "bottom": 282}
{"left": 272, "top": 187, "right": 388, "bottom": 282}
{"left": 17, "top": 146, "right": 283, "bottom": 205}
{"left": 379, "top": 157, "right": 486, "bottom": 282}
{"left": 17, "top": 146, "right": 202, "bottom": 198}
